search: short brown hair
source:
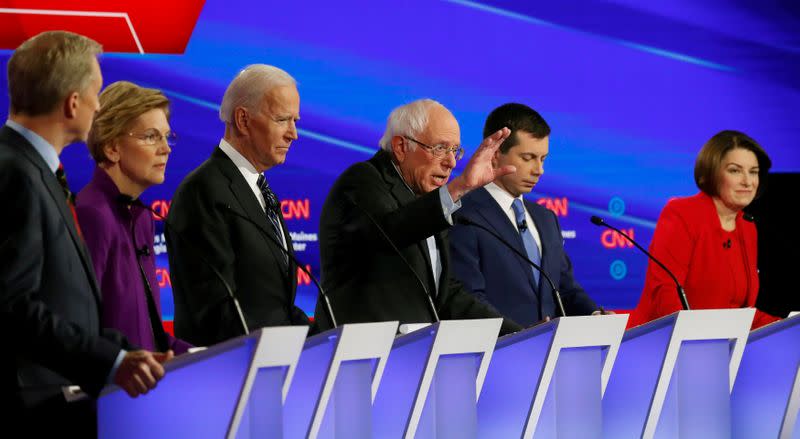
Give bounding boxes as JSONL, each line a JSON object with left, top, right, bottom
{"left": 88, "top": 81, "right": 171, "bottom": 163}
{"left": 7, "top": 31, "right": 102, "bottom": 116}
{"left": 694, "top": 130, "right": 771, "bottom": 198}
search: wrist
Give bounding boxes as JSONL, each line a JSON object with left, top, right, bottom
{"left": 446, "top": 176, "right": 471, "bottom": 202}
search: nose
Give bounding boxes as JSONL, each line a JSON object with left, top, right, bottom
{"left": 287, "top": 120, "right": 298, "bottom": 140}
{"left": 532, "top": 158, "right": 544, "bottom": 176}
{"left": 440, "top": 150, "right": 457, "bottom": 168}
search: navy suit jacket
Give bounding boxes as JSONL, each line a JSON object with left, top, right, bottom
{"left": 449, "top": 187, "right": 597, "bottom": 326}
{"left": 0, "top": 126, "right": 127, "bottom": 411}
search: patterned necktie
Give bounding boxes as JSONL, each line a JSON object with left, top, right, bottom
{"left": 511, "top": 199, "right": 541, "bottom": 288}
{"left": 256, "top": 174, "right": 288, "bottom": 267}
{"left": 56, "top": 164, "right": 83, "bottom": 238}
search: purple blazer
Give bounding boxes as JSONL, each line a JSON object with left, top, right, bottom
{"left": 76, "top": 167, "right": 191, "bottom": 354}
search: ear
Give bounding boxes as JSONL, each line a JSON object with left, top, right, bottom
{"left": 233, "top": 107, "right": 249, "bottom": 135}
{"left": 103, "top": 140, "right": 121, "bottom": 164}
{"left": 64, "top": 91, "right": 80, "bottom": 119}
{"left": 391, "top": 135, "right": 406, "bottom": 162}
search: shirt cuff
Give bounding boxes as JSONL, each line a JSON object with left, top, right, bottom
{"left": 438, "top": 186, "right": 462, "bottom": 225}
{"left": 107, "top": 349, "right": 127, "bottom": 384}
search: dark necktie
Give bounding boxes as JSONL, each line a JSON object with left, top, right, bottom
{"left": 256, "top": 174, "right": 288, "bottom": 267}
{"left": 56, "top": 164, "right": 83, "bottom": 238}
{"left": 512, "top": 199, "right": 541, "bottom": 288}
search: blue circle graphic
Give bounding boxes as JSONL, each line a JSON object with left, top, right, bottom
{"left": 608, "top": 196, "right": 626, "bottom": 217}
{"left": 610, "top": 259, "right": 627, "bottom": 280}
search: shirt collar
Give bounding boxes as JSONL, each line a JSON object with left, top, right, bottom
{"left": 485, "top": 181, "right": 522, "bottom": 213}
{"left": 5, "top": 119, "right": 60, "bottom": 173}
{"left": 218, "top": 138, "right": 262, "bottom": 187}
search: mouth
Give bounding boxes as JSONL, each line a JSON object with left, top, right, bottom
{"left": 432, "top": 174, "right": 449, "bottom": 186}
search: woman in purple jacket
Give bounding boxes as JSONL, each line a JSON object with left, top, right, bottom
{"left": 76, "top": 81, "right": 191, "bottom": 354}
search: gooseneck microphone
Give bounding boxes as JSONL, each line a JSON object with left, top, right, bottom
{"left": 343, "top": 193, "right": 440, "bottom": 322}
{"left": 137, "top": 201, "right": 250, "bottom": 335}
{"left": 218, "top": 204, "right": 338, "bottom": 328}
{"left": 455, "top": 215, "right": 567, "bottom": 318}
{"left": 590, "top": 215, "right": 690, "bottom": 310}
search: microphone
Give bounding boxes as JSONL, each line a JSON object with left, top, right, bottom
{"left": 218, "top": 203, "right": 338, "bottom": 328}
{"left": 454, "top": 215, "right": 567, "bottom": 318}
{"left": 131, "top": 199, "right": 250, "bottom": 335}
{"left": 135, "top": 245, "right": 151, "bottom": 257}
{"left": 743, "top": 213, "right": 755, "bottom": 223}
{"left": 723, "top": 239, "right": 732, "bottom": 249}
{"left": 590, "top": 215, "right": 690, "bottom": 310}
{"left": 343, "top": 193, "right": 440, "bottom": 322}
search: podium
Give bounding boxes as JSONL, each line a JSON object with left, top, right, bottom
{"left": 372, "top": 318, "right": 503, "bottom": 439}
{"left": 98, "top": 326, "right": 309, "bottom": 439}
{"left": 603, "top": 309, "right": 754, "bottom": 439}
{"left": 732, "top": 313, "right": 800, "bottom": 438}
{"left": 282, "top": 321, "right": 398, "bottom": 439}
{"left": 477, "top": 315, "right": 628, "bottom": 439}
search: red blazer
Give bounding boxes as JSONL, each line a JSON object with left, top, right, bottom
{"left": 628, "top": 192, "right": 777, "bottom": 329}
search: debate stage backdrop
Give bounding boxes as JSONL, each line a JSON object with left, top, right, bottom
{"left": 1, "top": 0, "right": 799, "bottom": 321}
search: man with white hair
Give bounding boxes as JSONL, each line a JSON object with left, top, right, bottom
{"left": 315, "top": 99, "right": 523, "bottom": 334}
{"left": 167, "top": 64, "right": 309, "bottom": 346}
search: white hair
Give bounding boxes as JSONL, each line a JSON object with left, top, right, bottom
{"left": 219, "top": 64, "right": 296, "bottom": 123}
{"left": 378, "top": 98, "right": 445, "bottom": 152}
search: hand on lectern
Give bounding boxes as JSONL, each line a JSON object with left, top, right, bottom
{"left": 526, "top": 315, "right": 551, "bottom": 329}
{"left": 592, "top": 307, "right": 616, "bottom": 316}
{"left": 114, "top": 349, "right": 174, "bottom": 397}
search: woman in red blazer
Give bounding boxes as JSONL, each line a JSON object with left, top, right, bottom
{"left": 628, "top": 130, "right": 780, "bottom": 329}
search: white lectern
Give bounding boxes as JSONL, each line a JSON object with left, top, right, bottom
{"left": 732, "top": 313, "right": 800, "bottom": 439}
{"left": 372, "top": 318, "right": 503, "bottom": 439}
{"left": 98, "top": 326, "right": 308, "bottom": 439}
{"left": 478, "top": 314, "right": 628, "bottom": 438}
{"left": 603, "top": 309, "right": 754, "bottom": 439}
{"left": 282, "top": 321, "right": 398, "bottom": 439}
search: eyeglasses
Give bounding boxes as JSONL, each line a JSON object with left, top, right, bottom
{"left": 127, "top": 129, "right": 177, "bottom": 147}
{"left": 404, "top": 136, "right": 464, "bottom": 160}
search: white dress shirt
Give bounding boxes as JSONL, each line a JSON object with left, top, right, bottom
{"left": 484, "top": 182, "right": 542, "bottom": 254}
{"left": 218, "top": 139, "right": 287, "bottom": 250}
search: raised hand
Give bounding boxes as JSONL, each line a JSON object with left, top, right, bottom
{"left": 447, "top": 127, "right": 514, "bottom": 201}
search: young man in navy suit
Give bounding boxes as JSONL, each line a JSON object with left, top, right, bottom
{"left": 449, "top": 103, "right": 606, "bottom": 326}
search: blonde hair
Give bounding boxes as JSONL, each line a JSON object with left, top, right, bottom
{"left": 7, "top": 30, "right": 102, "bottom": 116}
{"left": 88, "top": 81, "right": 170, "bottom": 163}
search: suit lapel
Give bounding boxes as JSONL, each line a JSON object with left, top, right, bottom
{"left": 472, "top": 188, "right": 538, "bottom": 290}
{"left": 373, "top": 151, "right": 438, "bottom": 297}
{"left": 6, "top": 128, "right": 103, "bottom": 304}
{"left": 213, "top": 148, "right": 291, "bottom": 285}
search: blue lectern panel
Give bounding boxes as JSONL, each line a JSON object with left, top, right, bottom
{"left": 733, "top": 319, "right": 800, "bottom": 439}
{"left": 545, "top": 347, "right": 604, "bottom": 439}
{"left": 416, "top": 353, "right": 482, "bottom": 439}
{"left": 98, "top": 342, "right": 254, "bottom": 438}
{"left": 283, "top": 337, "right": 337, "bottom": 438}
{"left": 237, "top": 366, "right": 288, "bottom": 439}
{"left": 318, "top": 358, "right": 378, "bottom": 439}
{"left": 603, "top": 319, "right": 674, "bottom": 438}
{"left": 373, "top": 331, "right": 436, "bottom": 438}
{"left": 654, "top": 339, "right": 731, "bottom": 439}
{"left": 478, "top": 328, "right": 553, "bottom": 437}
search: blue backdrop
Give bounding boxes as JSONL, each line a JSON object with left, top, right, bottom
{"left": 2, "top": 0, "right": 799, "bottom": 319}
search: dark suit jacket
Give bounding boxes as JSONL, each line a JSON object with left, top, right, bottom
{"left": 166, "top": 147, "right": 309, "bottom": 346}
{"left": 314, "top": 150, "right": 522, "bottom": 335}
{"left": 449, "top": 187, "right": 597, "bottom": 326}
{"left": 0, "top": 126, "right": 125, "bottom": 411}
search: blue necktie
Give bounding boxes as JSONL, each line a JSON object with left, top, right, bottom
{"left": 256, "top": 174, "right": 288, "bottom": 268}
{"left": 512, "top": 199, "right": 541, "bottom": 288}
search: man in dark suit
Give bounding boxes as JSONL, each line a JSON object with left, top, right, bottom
{"left": 167, "top": 64, "right": 309, "bottom": 346}
{"left": 449, "top": 103, "right": 604, "bottom": 326}
{"left": 315, "top": 99, "right": 522, "bottom": 335}
{"left": 0, "top": 31, "right": 171, "bottom": 436}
